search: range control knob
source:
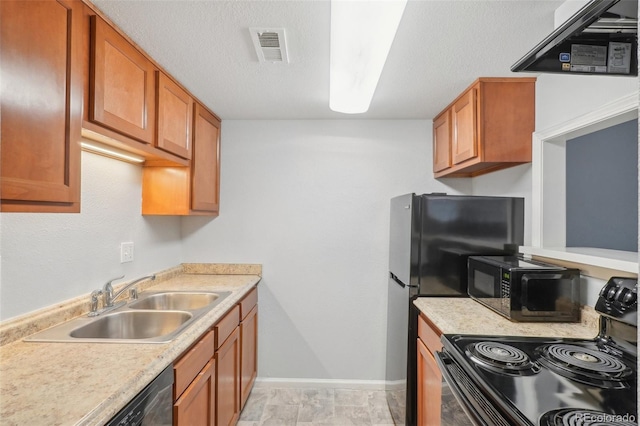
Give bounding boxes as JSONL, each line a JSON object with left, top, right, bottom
{"left": 606, "top": 286, "right": 619, "bottom": 301}
{"left": 621, "top": 289, "right": 637, "bottom": 306}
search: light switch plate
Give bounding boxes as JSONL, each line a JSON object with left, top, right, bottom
{"left": 120, "top": 242, "right": 134, "bottom": 263}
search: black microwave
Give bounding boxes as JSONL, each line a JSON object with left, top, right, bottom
{"left": 467, "top": 255, "right": 581, "bottom": 322}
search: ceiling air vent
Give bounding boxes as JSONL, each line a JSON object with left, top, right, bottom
{"left": 250, "top": 28, "right": 289, "bottom": 63}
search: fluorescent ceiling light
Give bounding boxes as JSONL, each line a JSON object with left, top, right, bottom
{"left": 330, "top": 0, "right": 407, "bottom": 114}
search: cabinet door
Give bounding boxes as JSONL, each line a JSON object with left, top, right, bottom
{"left": 1, "top": 0, "right": 82, "bottom": 212}
{"left": 433, "top": 110, "right": 451, "bottom": 173}
{"left": 216, "top": 327, "right": 241, "bottom": 426}
{"left": 417, "top": 338, "right": 442, "bottom": 426}
{"left": 90, "top": 16, "right": 156, "bottom": 144}
{"left": 174, "top": 359, "right": 215, "bottom": 426}
{"left": 452, "top": 88, "right": 478, "bottom": 165}
{"left": 156, "top": 72, "right": 193, "bottom": 159}
{"left": 191, "top": 103, "right": 221, "bottom": 213}
{"left": 240, "top": 305, "right": 258, "bottom": 409}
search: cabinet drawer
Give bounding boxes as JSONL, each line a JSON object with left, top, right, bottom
{"left": 239, "top": 288, "right": 257, "bottom": 320}
{"left": 174, "top": 329, "right": 215, "bottom": 398}
{"left": 215, "top": 305, "right": 239, "bottom": 350}
{"left": 418, "top": 313, "right": 443, "bottom": 354}
{"left": 174, "top": 358, "right": 215, "bottom": 425}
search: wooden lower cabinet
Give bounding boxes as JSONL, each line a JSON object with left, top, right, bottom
{"left": 174, "top": 359, "right": 215, "bottom": 426}
{"left": 174, "top": 330, "right": 215, "bottom": 426}
{"left": 417, "top": 339, "right": 442, "bottom": 426}
{"left": 417, "top": 313, "right": 443, "bottom": 426}
{"left": 172, "top": 293, "right": 257, "bottom": 426}
{"left": 216, "top": 327, "right": 241, "bottom": 426}
{"left": 240, "top": 289, "right": 258, "bottom": 409}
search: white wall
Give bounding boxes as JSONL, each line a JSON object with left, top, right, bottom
{"left": 0, "top": 152, "right": 183, "bottom": 320}
{"left": 181, "top": 120, "right": 469, "bottom": 381}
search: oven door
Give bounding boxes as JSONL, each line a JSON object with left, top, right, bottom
{"left": 435, "top": 351, "right": 512, "bottom": 426}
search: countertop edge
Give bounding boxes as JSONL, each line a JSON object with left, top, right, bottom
{"left": 413, "top": 297, "right": 599, "bottom": 339}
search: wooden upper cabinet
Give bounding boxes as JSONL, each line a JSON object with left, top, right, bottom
{"left": 432, "top": 110, "right": 451, "bottom": 173}
{"left": 141, "top": 102, "right": 221, "bottom": 216}
{"left": 192, "top": 103, "right": 221, "bottom": 213}
{"left": 433, "top": 77, "right": 536, "bottom": 178}
{"left": 156, "top": 72, "right": 193, "bottom": 159}
{"left": 89, "top": 15, "right": 156, "bottom": 144}
{"left": 1, "top": 0, "right": 83, "bottom": 212}
{"left": 451, "top": 88, "right": 478, "bottom": 165}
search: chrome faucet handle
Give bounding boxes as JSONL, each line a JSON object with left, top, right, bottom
{"left": 103, "top": 275, "right": 125, "bottom": 307}
{"left": 88, "top": 289, "right": 103, "bottom": 317}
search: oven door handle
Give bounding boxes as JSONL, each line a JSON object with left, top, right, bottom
{"left": 435, "top": 351, "right": 488, "bottom": 426}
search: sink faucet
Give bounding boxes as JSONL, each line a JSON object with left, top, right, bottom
{"left": 103, "top": 274, "right": 156, "bottom": 308}
{"left": 102, "top": 275, "right": 124, "bottom": 308}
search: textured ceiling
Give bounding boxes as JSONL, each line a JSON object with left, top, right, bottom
{"left": 91, "top": 0, "right": 564, "bottom": 120}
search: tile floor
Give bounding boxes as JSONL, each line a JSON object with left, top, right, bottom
{"left": 237, "top": 387, "right": 402, "bottom": 426}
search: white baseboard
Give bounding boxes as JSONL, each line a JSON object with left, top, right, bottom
{"left": 254, "top": 377, "right": 389, "bottom": 390}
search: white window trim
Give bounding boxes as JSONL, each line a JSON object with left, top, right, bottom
{"left": 521, "top": 92, "right": 639, "bottom": 274}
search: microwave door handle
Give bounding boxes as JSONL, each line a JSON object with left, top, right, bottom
{"left": 434, "top": 352, "right": 488, "bottom": 426}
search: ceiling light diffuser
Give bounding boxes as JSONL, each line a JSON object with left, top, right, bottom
{"left": 329, "top": 0, "right": 407, "bottom": 114}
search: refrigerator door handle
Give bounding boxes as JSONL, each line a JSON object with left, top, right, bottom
{"left": 390, "top": 272, "right": 418, "bottom": 288}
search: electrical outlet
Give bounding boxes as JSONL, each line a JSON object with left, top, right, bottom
{"left": 120, "top": 242, "right": 134, "bottom": 263}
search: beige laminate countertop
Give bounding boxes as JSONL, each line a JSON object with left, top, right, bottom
{"left": 413, "top": 297, "right": 599, "bottom": 339}
{"left": 0, "top": 264, "right": 261, "bottom": 426}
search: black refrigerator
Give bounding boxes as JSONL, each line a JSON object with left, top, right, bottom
{"left": 385, "top": 193, "right": 524, "bottom": 426}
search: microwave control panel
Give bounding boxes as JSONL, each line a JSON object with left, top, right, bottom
{"left": 500, "top": 270, "right": 511, "bottom": 298}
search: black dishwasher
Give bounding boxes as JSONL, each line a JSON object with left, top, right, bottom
{"left": 106, "top": 364, "right": 173, "bottom": 426}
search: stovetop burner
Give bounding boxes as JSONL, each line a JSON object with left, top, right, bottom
{"left": 537, "top": 344, "right": 633, "bottom": 388}
{"left": 540, "top": 408, "right": 638, "bottom": 426}
{"left": 466, "top": 341, "right": 540, "bottom": 375}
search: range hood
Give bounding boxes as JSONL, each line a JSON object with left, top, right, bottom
{"left": 512, "top": 0, "right": 637, "bottom": 76}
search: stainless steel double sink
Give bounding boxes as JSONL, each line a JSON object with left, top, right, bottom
{"left": 25, "top": 291, "right": 231, "bottom": 344}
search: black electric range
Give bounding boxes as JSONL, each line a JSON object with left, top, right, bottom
{"left": 436, "top": 277, "right": 638, "bottom": 426}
